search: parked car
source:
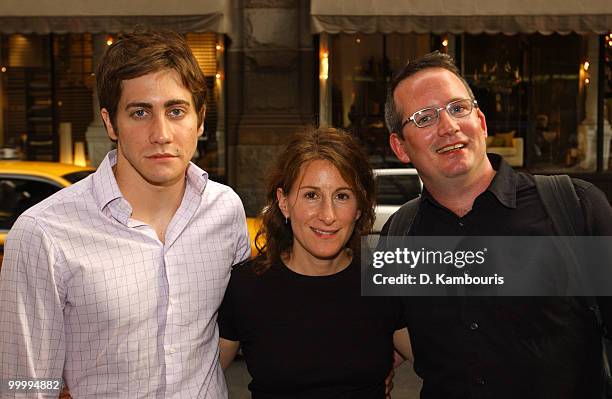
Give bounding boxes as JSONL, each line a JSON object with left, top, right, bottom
{"left": 373, "top": 168, "right": 422, "bottom": 233}
{"left": 246, "top": 216, "right": 263, "bottom": 258}
{"left": 0, "top": 161, "right": 95, "bottom": 264}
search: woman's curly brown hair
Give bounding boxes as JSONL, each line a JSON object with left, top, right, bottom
{"left": 253, "top": 127, "right": 376, "bottom": 274}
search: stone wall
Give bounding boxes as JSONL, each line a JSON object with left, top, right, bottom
{"left": 226, "top": 0, "right": 315, "bottom": 216}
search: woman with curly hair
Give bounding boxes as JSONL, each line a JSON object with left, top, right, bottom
{"left": 218, "top": 127, "right": 411, "bottom": 398}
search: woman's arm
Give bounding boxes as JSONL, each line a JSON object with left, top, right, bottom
{"left": 219, "top": 338, "right": 240, "bottom": 370}
{"left": 393, "top": 327, "right": 413, "bottom": 363}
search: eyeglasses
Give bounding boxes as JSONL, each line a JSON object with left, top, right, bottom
{"left": 401, "top": 99, "right": 478, "bottom": 129}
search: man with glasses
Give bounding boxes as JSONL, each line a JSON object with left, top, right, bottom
{"left": 382, "top": 51, "right": 612, "bottom": 398}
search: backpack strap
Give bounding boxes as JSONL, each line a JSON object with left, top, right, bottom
{"left": 534, "top": 174, "right": 611, "bottom": 389}
{"left": 533, "top": 174, "right": 584, "bottom": 235}
{"left": 387, "top": 197, "right": 421, "bottom": 236}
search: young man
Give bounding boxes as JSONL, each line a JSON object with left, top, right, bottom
{"left": 383, "top": 51, "right": 612, "bottom": 398}
{"left": 0, "top": 30, "right": 250, "bottom": 398}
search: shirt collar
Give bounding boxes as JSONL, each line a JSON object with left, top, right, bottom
{"left": 421, "top": 153, "right": 518, "bottom": 210}
{"left": 92, "top": 150, "right": 124, "bottom": 212}
{"left": 92, "top": 150, "right": 209, "bottom": 223}
{"left": 485, "top": 153, "right": 517, "bottom": 208}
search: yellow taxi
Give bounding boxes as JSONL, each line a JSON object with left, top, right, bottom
{"left": 246, "top": 216, "right": 263, "bottom": 258}
{"left": 0, "top": 161, "right": 95, "bottom": 263}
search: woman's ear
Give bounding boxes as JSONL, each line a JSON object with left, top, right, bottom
{"left": 276, "top": 188, "right": 289, "bottom": 218}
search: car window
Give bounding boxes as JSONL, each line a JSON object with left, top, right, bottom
{"left": 62, "top": 170, "right": 93, "bottom": 184}
{"left": 0, "top": 178, "right": 62, "bottom": 230}
{"left": 376, "top": 174, "right": 421, "bottom": 205}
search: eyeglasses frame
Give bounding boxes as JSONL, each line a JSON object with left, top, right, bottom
{"left": 401, "top": 99, "right": 479, "bottom": 130}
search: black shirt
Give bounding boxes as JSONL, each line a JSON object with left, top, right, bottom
{"left": 381, "top": 154, "right": 612, "bottom": 399}
{"left": 218, "top": 259, "right": 404, "bottom": 399}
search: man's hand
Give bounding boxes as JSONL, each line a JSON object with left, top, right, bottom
{"left": 384, "top": 367, "right": 395, "bottom": 398}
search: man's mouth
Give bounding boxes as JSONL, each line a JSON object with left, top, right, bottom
{"left": 148, "top": 153, "right": 177, "bottom": 158}
{"left": 436, "top": 143, "right": 465, "bottom": 154}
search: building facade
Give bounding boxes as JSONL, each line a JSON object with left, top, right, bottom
{"left": 0, "top": 0, "right": 610, "bottom": 215}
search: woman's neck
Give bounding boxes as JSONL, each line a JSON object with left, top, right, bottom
{"left": 283, "top": 248, "right": 352, "bottom": 276}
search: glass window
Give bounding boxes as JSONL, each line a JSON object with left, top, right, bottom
{"left": 326, "top": 33, "right": 432, "bottom": 168}
{"left": 375, "top": 172, "right": 421, "bottom": 205}
{"left": 463, "top": 33, "right": 601, "bottom": 172}
{"left": 0, "top": 32, "right": 226, "bottom": 179}
{"left": 605, "top": 32, "right": 612, "bottom": 170}
{"left": 62, "top": 170, "right": 93, "bottom": 184}
{"left": 186, "top": 33, "right": 226, "bottom": 181}
{"left": 0, "top": 177, "right": 61, "bottom": 230}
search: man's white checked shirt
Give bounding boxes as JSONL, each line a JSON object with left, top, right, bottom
{"left": 0, "top": 150, "right": 250, "bottom": 398}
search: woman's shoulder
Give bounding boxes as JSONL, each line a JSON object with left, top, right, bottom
{"left": 229, "top": 256, "right": 278, "bottom": 282}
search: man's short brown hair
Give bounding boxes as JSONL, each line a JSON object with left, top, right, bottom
{"left": 384, "top": 51, "right": 474, "bottom": 138}
{"left": 96, "top": 28, "right": 207, "bottom": 132}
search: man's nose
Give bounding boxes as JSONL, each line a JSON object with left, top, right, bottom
{"left": 437, "top": 109, "right": 460, "bottom": 136}
{"left": 150, "top": 115, "right": 173, "bottom": 144}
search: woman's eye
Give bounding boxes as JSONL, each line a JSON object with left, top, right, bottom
{"left": 304, "top": 191, "right": 318, "bottom": 200}
{"left": 336, "top": 192, "right": 351, "bottom": 200}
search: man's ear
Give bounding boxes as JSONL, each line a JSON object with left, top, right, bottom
{"left": 389, "top": 133, "right": 411, "bottom": 164}
{"left": 477, "top": 108, "right": 488, "bottom": 137}
{"left": 276, "top": 188, "right": 289, "bottom": 218}
{"left": 197, "top": 107, "right": 206, "bottom": 137}
{"left": 100, "top": 108, "right": 118, "bottom": 142}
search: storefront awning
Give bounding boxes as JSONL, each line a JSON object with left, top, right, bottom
{"left": 0, "top": 0, "right": 228, "bottom": 33}
{"left": 311, "top": 0, "right": 612, "bottom": 34}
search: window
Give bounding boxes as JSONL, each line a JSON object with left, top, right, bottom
{"left": 323, "top": 33, "right": 433, "bottom": 168}
{"left": 463, "top": 33, "right": 607, "bottom": 172}
{"left": 0, "top": 177, "right": 61, "bottom": 230}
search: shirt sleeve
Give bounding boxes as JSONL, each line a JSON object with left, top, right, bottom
{"left": 0, "top": 215, "right": 66, "bottom": 391}
{"left": 576, "top": 181, "right": 612, "bottom": 337}
{"left": 231, "top": 193, "right": 251, "bottom": 265}
{"left": 218, "top": 269, "right": 240, "bottom": 341}
{"left": 577, "top": 181, "right": 612, "bottom": 236}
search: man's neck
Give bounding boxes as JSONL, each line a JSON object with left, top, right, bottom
{"left": 113, "top": 164, "right": 187, "bottom": 242}
{"left": 424, "top": 163, "right": 496, "bottom": 218}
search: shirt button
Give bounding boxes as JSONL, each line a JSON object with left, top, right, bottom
{"left": 469, "top": 322, "right": 479, "bottom": 330}
{"left": 458, "top": 221, "right": 464, "bottom": 227}
{"left": 475, "top": 377, "right": 485, "bottom": 385}
{"left": 168, "top": 347, "right": 176, "bottom": 354}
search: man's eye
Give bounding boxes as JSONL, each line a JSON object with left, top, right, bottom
{"left": 169, "top": 108, "right": 185, "bottom": 117}
{"left": 415, "top": 113, "right": 433, "bottom": 125}
{"left": 131, "top": 109, "right": 147, "bottom": 118}
{"left": 450, "top": 105, "right": 466, "bottom": 114}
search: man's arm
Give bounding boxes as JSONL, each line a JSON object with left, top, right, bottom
{"left": 0, "top": 215, "right": 65, "bottom": 391}
{"left": 219, "top": 338, "right": 240, "bottom": 370}
{"left": 576, "top": 182, "right": 612, "bottom": 332}
{"left": 392, "top": 327, "right": 413, "bottom": 363}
